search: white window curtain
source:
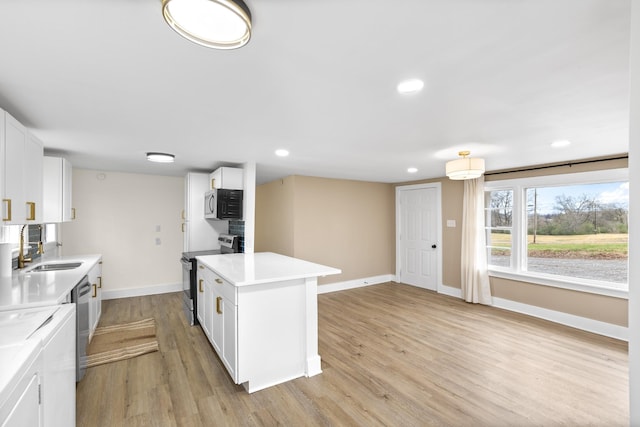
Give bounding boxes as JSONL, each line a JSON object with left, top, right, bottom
{"left": 461, "top": 176, "right": 492, "bottom": 304}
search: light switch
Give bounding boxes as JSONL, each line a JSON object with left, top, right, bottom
{"left": 447, "top": 220, "right": 456, "bottom": 228}
{"left": 155, "top": 225, "right": 161, "bottom": 232}
{"left": 155, "top": 238, "right": 161, "bottom": 245}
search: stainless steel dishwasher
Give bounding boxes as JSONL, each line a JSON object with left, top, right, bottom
{"left": 71, "top": 275, "right": 91, "bottom": 381}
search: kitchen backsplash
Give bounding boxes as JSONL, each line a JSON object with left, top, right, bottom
{"left": 229, "top": 220, "right": 245, "bottom": 253}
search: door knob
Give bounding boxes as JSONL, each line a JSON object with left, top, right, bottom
{"left": 432, "top": 244, "right": 437, "bottom": 249}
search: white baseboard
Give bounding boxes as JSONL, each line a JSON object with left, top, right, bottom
{"left": 436, "top": 284, "right": 627, "bottom": 341}
{"left": 438, "top": 283, "right": 462, "bottom": 298}
{"left": 491, "top": 297, "right": 628, "bottom": 341}
{"left": 102, "top": 282, "right": 182, "bottom": 300}
{"left": 317, "top": 274, "right": 395, "bottom": 294}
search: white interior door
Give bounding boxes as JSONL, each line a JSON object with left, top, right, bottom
{"left": 397, "top": 184, "right": 441, "bottom": 291}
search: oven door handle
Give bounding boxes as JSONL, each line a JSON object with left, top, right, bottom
{"left": 181, "top": 258, "right": 193, "bottom": 270}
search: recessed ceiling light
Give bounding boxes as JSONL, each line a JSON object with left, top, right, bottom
{"left": 275, "top": 149, "right": 289, "bottom": 157}
{"left": 146, "top": 152, "right": 175, "bottom": 163}
{"left": 551, "top": 139, "right": 571, "bottom": 148}
{"left": 407, "top": 167, "right": 418, "bottom": 173}
{"left": 397, "top": 79, "right": 424, "bottom": 94}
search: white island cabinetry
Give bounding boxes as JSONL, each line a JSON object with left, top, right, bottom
{"left": 196, "top": 252, "right": 340, "bottom": 393}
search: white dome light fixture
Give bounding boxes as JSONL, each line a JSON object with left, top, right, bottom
{"left": 162, "top": 0, "right": 252, "bottom": 50}
{"left": 146, "top": 152, "right": 176, "bottom": 163}
{"left": 445, "top": 151, "right": 485, "bottom": 180}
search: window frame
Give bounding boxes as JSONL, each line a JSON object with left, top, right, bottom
{"left": 484, "top": 168, "right": 629, "bottom": 299}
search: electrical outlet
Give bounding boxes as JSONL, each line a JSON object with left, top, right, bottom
{"left": 155, "top": 238, "right": 161, "bottom": 245}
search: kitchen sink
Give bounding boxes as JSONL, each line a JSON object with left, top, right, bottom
{"left": 28, "top": 262, "right": 83, "bottom": 272}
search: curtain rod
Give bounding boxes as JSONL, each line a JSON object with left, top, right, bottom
{"left": 484, "top": 154, "right": 629, "bottom": 176}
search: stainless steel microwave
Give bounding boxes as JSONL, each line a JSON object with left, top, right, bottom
{"left": 204, "top": 189, "right": 243, "bottom": 220}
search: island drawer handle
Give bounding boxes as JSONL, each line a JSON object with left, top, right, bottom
{"left": 199, "top": 279, "right": 203, "bottom": 292}
{"left": 216, "top": 296, "right": 222, "bottom": 314}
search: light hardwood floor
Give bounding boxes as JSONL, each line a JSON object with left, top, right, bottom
{"left": 77, "top": 283, "right": 628, "bottom": 426}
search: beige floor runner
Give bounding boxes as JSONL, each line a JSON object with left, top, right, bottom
{"left": 86, "top": 318, "right": 159, "bottom": 368}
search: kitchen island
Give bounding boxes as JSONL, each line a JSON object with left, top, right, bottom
{"left": 196, "top": 252, "right": 340, "bottom": 393}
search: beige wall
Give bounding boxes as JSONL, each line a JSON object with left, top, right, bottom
{"left": 256, "top": 175, "right": 395, "bottom": 286}
{"left": 255, "top": 177, "right": 295, "bottom": 256}
{"left": 61, "top": 169, "right": 184, "bottom": 293}
{"left": 398, "top": 156, "right": 629, "bottom": 327}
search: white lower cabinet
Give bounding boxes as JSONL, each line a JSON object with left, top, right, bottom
{"left": 220, "top": 297, "right": 237, "bottom": 379}
{"left": 197, "top": 264, "right": 238, "bottom": 381}
{"left": 0, "top": 347, "right": 43, "bottom": 427}
{"left": 88, "top": 259, "right": 103, "bottom": 340}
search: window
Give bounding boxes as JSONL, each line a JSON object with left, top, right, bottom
{"left": 485, "top": 169, "right": 628, "bottom": 296}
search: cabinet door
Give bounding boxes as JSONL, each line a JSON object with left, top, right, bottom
{"left": 88, "top": 262, "right": 101, "bottom": 339}
{"left": 2, "top": 112, "right": 26, "bottom": 224}
{"left": 0, "top": 373, "right": 41, "bottom": 427}
{"left": 196, "top": 268, "right": 207, "bottom": 331}
{"left": 221, "top": 298, "right": 237, "bottom": 380}
{"left": 210, "top": 167, "right": 243, "bottom": 190}
{"left": 62, "top": 158, "right": 73, "bottom": 221}
{"left": 43, "top": 157, "right": 73, "bottom": 223}
{"left": 207, "top": 282, "right": 220, "bottom": 353}
{"left": 24, "top": 132, "right": 43, "bottom": 223}
{"left": 95, "top": 261, "right": 103, "bottom": 326}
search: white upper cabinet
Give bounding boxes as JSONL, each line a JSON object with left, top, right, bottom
{"left": 25, "top": 132, "right": 43, "bottom": 223}
{"left": 42, "top": 156, "right": 74, "bottom": 223}
{"left": 209, "top": 167, "right": 243, "bottom": 190}
{"left": 1, "top": 109, "right": 43, "bottom": 224}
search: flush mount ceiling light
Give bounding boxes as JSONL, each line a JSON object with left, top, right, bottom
{"left": 397, "top": 79, "right": 424, "bottom": 94}
{"left": 162, "top": 0, "right": 252, "bottom": 49}
{"left": 551, "top": 139, "right": 571, "bottom": 148}
{"left": 146, "top": 152, "right": 175, "bottom": 163}
{"left": 445, "top": 151, "right": 485, "bottom": 180}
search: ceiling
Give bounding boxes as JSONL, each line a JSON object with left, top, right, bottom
{"left": 0, "top": 0, "right": 631, "bottom": 185}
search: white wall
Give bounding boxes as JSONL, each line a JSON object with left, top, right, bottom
{"left": 61, "top": 169, "right": 184, "bottom": 298}
{"left": 629, "top": 0, "right": 640, "bottom": 423}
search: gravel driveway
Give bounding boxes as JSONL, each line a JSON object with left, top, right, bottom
{"left": 491, "top": 256, "right": 627, "bottom": 287}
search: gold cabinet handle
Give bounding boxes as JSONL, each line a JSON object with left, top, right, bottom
{"left": 181, "top": 209, "right": 185, "bottom": 220}
{"left": 26, "top": 202, "right": 36, "bottom": 221}
{"left": 199, "top": 279, "right": 203, "bottom": 292}
{"left": 215, "top": 278, "right": 223, "bottom": 284}
{"left": 181, "top": 223, "right": 185, "bottom": 232}
{"left": 98, "top": 276, "right": 102, "bottom": 288}
{"left": 216, "top": 296, "right": 222, "bottom": 314}
{"left": 211, "top": 178, "right": 215, "bottom": 189}
{"left": 2, "top": 199, "right": 11, "bottom": 221}
{"left": 71, "top": 208, "right": 76, "bottom": 219}
{"left": 92, "top": 283, "right": 97, "bottom": 298}
{"left": 199, "top": 265, "right": 204, "bottom": 269}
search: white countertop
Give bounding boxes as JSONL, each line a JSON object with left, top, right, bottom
{"left": 0, "top": 254, "right": 102, "bottom": 311}
{"left": 196, "top": 252, "right": 341, "bottom": 286}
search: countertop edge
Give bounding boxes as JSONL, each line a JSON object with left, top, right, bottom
{"left": 196, "top": 253, "right": 341, "bottom": 287}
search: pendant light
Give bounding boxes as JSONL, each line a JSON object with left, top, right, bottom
{"left": 445, "top": 151, "right": 485, "bottom": 180}
{"left": 162, "top": 0, "right": 252, "bottom": 50}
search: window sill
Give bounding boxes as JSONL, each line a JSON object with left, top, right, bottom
{"left": 488, "top": 269, "right": 628, "bottom": 300}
